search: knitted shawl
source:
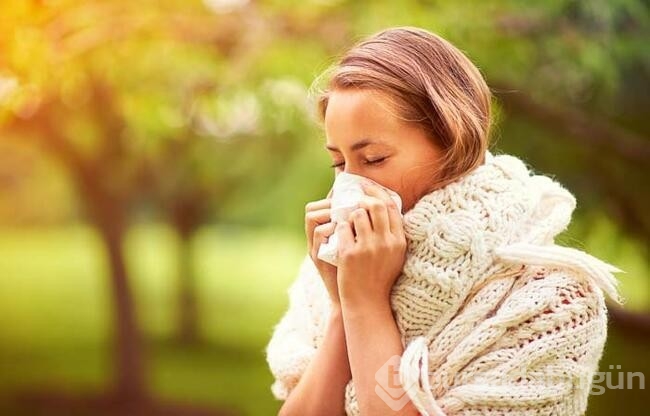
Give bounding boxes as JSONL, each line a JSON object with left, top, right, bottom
{"left": 266, "top": 150, "right": 624, "bottom": 415}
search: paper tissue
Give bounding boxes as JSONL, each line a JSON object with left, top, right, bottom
{"left": 317, "top": 172, "right": 403, "bottom": 266}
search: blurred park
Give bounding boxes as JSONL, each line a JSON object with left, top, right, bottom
{"left": 0, "top": 0, "right": 648, "bottom": 415}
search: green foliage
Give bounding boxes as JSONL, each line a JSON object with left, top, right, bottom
{"left": 0, "top": 224, "right": 304, "bottom": 414}
{"left": 1, "top": 0, "right": 647, "bottom": 228}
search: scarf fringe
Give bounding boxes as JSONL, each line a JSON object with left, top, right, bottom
{"left": 400, "top": 337, "right": 446, "bottom": 416}
{"left": 493, "top": 242, "right": 625, "bottom": 305}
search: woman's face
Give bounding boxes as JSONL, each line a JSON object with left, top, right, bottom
{"left": 324, "top": 88, "right": 444, "bottom": 212}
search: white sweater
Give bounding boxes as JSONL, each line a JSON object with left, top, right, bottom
{"left": 266, "top": 150, "right": 624, "bottom": 415}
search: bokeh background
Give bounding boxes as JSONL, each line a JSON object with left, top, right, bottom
{"left": 0, "top": 0, "right": 648, "bottom": 415}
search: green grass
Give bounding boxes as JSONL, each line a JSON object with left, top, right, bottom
{"left": 0, "top": 222, "right": 647, "bottom": 415}
{"left": 0, "top": 223, "right": 305, "bottom": 415}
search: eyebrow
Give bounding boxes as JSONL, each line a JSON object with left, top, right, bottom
{"left": 325, "top": 139, "right": 382, "bottom": 152}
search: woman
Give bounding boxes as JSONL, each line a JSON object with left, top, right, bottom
{"left": 266, "top": 27, "right": 623, "bottom": 416}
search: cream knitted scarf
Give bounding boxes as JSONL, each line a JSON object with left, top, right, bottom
{"left": 266, "top": 150, "right": 624, "bottom": 415}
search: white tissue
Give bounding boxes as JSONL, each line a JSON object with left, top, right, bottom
{"left": 317, "top": 172, "right": 403, "bottom": 266}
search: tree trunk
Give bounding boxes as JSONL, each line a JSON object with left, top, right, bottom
{"left": 176, "top": 227, "right": 199, "bottom": 344}
{"left": 98, "top": 218, "right": 148, "bottom": 402}
{"left": 101, "top": 226, "right": 146, "bottom": 402}
{"left": 171, "top": 192, "right": 204, "bottom": 345}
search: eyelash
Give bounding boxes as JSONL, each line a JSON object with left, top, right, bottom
{"left": 329, "top": 157, "right": 387, "bottom": 169}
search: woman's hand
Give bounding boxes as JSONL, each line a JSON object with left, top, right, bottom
{"left": 305, "top": 191, "right": 340, "bottom": 307}
{"left": 336, "top": 181, "right": 407, "bottom": 307}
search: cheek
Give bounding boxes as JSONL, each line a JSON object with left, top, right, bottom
{"left": 367, "top": 161, "right": 435, "bottom": 210}
{"left": 396, "top": 166, "right": 437, "bottom": 211}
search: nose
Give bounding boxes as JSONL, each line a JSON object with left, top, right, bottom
{"left": 343, "top": 166, "right": 377, "bottom": 184}
{"left": 343, "top": 165, "right": 364, "bottom": 177}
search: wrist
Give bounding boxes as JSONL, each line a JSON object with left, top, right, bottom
{"left": 329, "top": 302, "right": 343, "bottom": 319}
{"left": 327, "top": 306, "right": 345, "bottom": 334}
{"left": 340, "top": 283, "right": 391, "bottom": 310}
{"left": 340, "top": 294, "right": 392, "bottom": 317}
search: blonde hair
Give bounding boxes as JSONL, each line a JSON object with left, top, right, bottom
{"left": 315, "top": 26, "right": 492, "bottom": 190}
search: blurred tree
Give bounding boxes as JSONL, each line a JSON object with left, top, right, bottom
{"left": 0, "top": 0, "right": 312, "bottom": 411}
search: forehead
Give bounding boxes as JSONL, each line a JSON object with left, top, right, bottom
{"left": 324, "top": 88, "right": 404, "bottom": 148}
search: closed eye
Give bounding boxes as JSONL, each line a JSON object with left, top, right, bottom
{"left": 329, "top": 157, "right": 388, "bottom": 169}
{"left": 365, "top": 157, "right": 387, "bottom": 165}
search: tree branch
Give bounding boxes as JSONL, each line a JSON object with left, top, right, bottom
{"left": 491, "top": 81, "right": 650, "bottom": 166}
{"left": 2, "top": 99, "right": 92, "bottom": 180}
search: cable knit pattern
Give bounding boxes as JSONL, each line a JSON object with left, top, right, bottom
{"left": 266, "top": 150, "right": 624, "bottom": 415}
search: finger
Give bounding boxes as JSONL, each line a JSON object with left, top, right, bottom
{"left": 362, "top": 182, "right": 401, "bottom": 234}
{"left": 350, "top": 207, "right": 372, "bottom": 242}
{"left": 386, "top": 202, "right": 404, "bottom": 237}
{"left": 361, "top": 181, "right": 393, "bottom": 204}
{"left": 312, "top": 222, "right": 336, "bottom": 258}
{"left": 336, "top": 220, "right": 355, "bottom": 251}
{"left": 306, "top": 208, "right": 331, "bottom": 225}
{"left": 358, "top": 194, "right": 390, "bottom": 235}
{"left": 305, "top": 198, "right": 331, "bottom": 212}
{"left": 305, "top": 208, "right": 331, "bottom": 245}
{"left": 314, "top": 222, "right": 337, "bottom": 243}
